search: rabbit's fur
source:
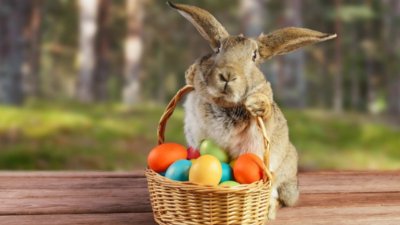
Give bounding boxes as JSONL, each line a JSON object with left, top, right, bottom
{"left": 168, "top": 1, "right": 336, "bottom": 220}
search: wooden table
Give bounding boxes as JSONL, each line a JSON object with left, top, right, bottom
{"left": 0, "top": 171, "right": 399, "bottom": 225}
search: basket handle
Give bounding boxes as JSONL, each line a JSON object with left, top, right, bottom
{"left": 157, "top": 84, "right": 273, "bottom": 182}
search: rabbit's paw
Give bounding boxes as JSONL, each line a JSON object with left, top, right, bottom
{"left": 185, "top": 63, "right": 197, "bottom": 85}
{"left": 244, "top": 93, "right": 271, "bottom": 119}
{"left": 265, "top": 198, "right": 279, "bottom": 221}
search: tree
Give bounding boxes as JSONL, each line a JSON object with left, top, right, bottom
{"left": 279, "top": 0, "right": 306, "bottom": 108}
{"left": 239, "top": 0, "right": 265, "bottom": 37}
{"left": 93, "top": 0, "right": 111, "bottom": 101}
{"left": 22, "top": 0, "right": 43, "bottom": 98}
{"left": 0, "top": 0, "right": 33, "bottom": 105}
{"left": 349, "top": 28, "right": 360, "bottom": 110}
{"left": 333, "top": 0, "right": 343, "bottom": 113}
{"left": 383, "top": 0, "right": 400, "bottom": 115}
{"left": 122, "top": 0, "right": 144, "bottom": 105}
{"left": 76, "top": 0, "right": 99, "bottom": 102}
{"left": 76, "top": 0, "right": 112, "bottom": 102}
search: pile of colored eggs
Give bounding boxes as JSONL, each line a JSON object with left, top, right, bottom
{"left": 147, "top": 139, "right": 266, "bottom": 187}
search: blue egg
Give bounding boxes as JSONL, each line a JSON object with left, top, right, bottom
{"left": 158, "top": 172, "right": 166, "bottom": 176}
{"left": 220, "top": 162, "right": 233, "bottom": 183}
{"left": 165, "top": 160, "right": 192, "bottom": 181}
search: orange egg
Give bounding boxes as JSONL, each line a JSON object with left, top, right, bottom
{"left": 148, "top": 143, "right": 187, "bottom": 172}
{"left": 233, "top": 153, "right": 265, "bottom": 184}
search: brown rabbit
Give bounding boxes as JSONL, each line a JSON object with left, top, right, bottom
{"left": 168, "top": 1, "right": 336, "bottom": 220}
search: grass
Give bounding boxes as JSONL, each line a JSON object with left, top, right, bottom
{"left": 0, "top": 101, "right": 399, "bottom": 170}
{"left": 285, "top": 110, "right": 400, "bottom": 170}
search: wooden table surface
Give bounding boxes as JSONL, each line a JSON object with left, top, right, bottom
{"left": 0, "top": 171, "right": 399, "bottom": 225}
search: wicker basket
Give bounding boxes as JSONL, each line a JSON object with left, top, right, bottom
{"left": 145, "top": 85, "right": 273, "bottom": 225}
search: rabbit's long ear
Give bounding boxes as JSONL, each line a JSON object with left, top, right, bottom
{"left": 168, "top": 1, "right": 229, "bottom": 49}
{"left": 257, "top": 27, "right": 336, "bottom": 60}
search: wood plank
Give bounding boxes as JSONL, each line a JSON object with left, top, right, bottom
{"left": 0, "top": 171, "right": 143, "bottom": 178}
{"left": 298, "top": 192, "right": 400, "bottom": 207}
{"left": 2, "top": 207, "right": 399, "bottom": 225}
{"left": 269, "top": 205, "right": 400, "bottom": 225}
{"left": 299, "top": 171, "right": 400, "bottom": 194}
{"left": 0, "top": 189, "right": 151, "bottom": 215}
{"left": 1, "top": 170, "right": 399, "bottom": 192}
{"left": 1, "top": 213, "right": 157, "bottom": 225}
{"left": 1, "top": 189, "right": 399, "bottom": 215}
{"left": 0, "top": 171, "right": 399, "bottom": 225}
{"left": 0, "top": 177, "right": 147, "bottom": 189}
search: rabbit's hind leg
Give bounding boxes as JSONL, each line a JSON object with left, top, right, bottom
{"left": 275, "top": 142, "right": 299, "bottom": 207}
{"left": 278, "top": 178, "right": 299, "bottom": 207}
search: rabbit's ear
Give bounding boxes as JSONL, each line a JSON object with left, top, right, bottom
{"left": 168, "top": 1, "right": 229, "bottom": 49}
{"left": 257, "top": 27, "right": 336, "bottom": 60}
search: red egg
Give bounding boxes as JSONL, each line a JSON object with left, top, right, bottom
{"left": 147, "top": 143, "right": 187, "bottom": 172}
{"left": 187, "top": 146, "right": 201, "bottom": 160}
{"left": 233, "top": 153, "right": 265, "bottom": 184}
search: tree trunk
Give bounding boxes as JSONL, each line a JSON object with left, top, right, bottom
{"left": 0, "top": 0, "right": 32, "bottom": 105}
{"left": 93, "top": 0, "right": 111, "bottom": 101}
{"left": 239, "top": 0, "right": 265, "bottom": 37}
{"left": 385, "top": 0, "right": 400, "bottom": 115}
{"left": 350, "top": 63, "right": 360, "bottom": 111}
{"left": 76, "top": 0, "right": 99, "bottom": 102}
{"left": 349, "top": 29, "right": 360, "bottom": 110}
{"left": 365, "top": 46, "right": 376, "bottom": 114}
{"left": 364, "top": 0, "right": 379, "bottom": 114}
{"left": 22, "top": 0, "right": 43, "bottom": 98}
{"left": 123, "top": 0, "right": 144, "bottom": 105}
{"left": 281, "top": 0, "right": 306, "bottom": 108}
{"left": 333, "top": 0, "right": 343, "bottom": 113}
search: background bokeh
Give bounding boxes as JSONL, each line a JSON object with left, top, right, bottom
{"left": 0, "top": 0, "right": 399, "bottom": 171}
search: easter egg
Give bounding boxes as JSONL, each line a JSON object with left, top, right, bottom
{"left": 233, "top": 153, "right": 265, "bottom": 184}
{"left": 159, "top": 172, "right": 166, "bottom": 176}
{"left": 147, "top": 143, "right": 187, "bottom": 172}
{"left": 230, "top": 160, "right": 236, "bottom": 168}
{"left": 187, "top": 146, "right": 201, "bottom": 160}
{"left": 165, "top": 160, "right": 192, "bottom": 181}
{"left": 219, "top": 180, "right": 240, "bottom": 187}
{"left": 189, "top": 155, "right": 222, "bottom": 186}
{"left": 199, "top": 139, "right": 229, "bottom": 163}
{"left": 220, "top": 162, "right": 233, "bottom": 183}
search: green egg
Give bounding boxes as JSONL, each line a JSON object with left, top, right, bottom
{"left": 199, "top": 139, "right": 229, "bottom": 163}
{"left": 219, "top": 180, "right": 240, "bottom": 187}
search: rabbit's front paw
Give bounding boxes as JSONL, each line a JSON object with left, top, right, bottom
{"left": 244, "top": 93, "right": 272, "bottom": 119}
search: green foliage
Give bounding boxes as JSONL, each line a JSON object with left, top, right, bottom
{"left": 334, "top": 5, "right": 375, "bottom": 22}
{"left": 0, "top": 103, "right": 399, "bottom": 170}
{"left": 0, "top": 102, "right": 184, "bottom": 170}
{"left": 286, "top": 110, "right": 400, "bottom": 170}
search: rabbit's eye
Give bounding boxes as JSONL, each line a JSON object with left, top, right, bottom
{"left": 252, "top": 50, "right": 257, "bottom": 62}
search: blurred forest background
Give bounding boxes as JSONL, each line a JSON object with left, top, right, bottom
{"left": 0, "top": 0, "right": 399, "bottom": 171}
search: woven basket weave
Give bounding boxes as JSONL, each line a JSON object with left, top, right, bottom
{"left": 145, "top": 85, "right": 273, "bottom": 225}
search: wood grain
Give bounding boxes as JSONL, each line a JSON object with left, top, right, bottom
{"left": 1, "top": 213, "right": 157, "bottom": 225}
{"left": 0, "top": 189, "right": 151, "bottom": 215}
{"left": 0, "top": 170, "right": 398, "bottom": 225}
{"left": 269, "top": 206, "right": 400, "bottom": 225}
{"left": 0, "top": 177, "right": 148, "bottom": 189}
{"left": 299, "top": 171, "right": 400, "bottom": 194}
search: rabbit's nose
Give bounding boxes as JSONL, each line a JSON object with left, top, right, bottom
{"left": 218, "top": 72, "right": 237, "bottom": 84}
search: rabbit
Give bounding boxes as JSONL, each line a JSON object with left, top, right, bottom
{"left": 168, "top": 1, "right": 336, "bottom": 220}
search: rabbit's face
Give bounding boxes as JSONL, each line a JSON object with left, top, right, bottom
{"left": 196, "top": 36, "right": 261, "bottom": 107}
{"left": 169, "top": 2, "right": 336, "bottom": 107}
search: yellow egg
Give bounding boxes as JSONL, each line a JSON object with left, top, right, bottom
{"left": 189, "top": 155, "right": 222, "bottom": 186}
